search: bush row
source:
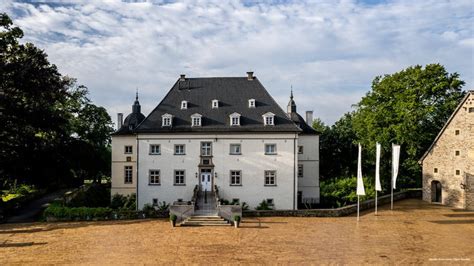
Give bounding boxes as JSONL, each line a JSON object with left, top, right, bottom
{"left": 43, "top": 204, "right": 168, "bottom": 222}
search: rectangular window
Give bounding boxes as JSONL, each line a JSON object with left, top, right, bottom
{"left": 230, "top": 144, "right": 241, "bottom": 155}
{"left": 232, "top": 198, "right": 240, "bottom": 205}
{"left": 192, "top": 117, "right": 201, "bottom": 126}
{"left": 201, "top": 142, "right": 212, "bottom": 156}
{"left": 149, "top": 170, "right": 160, "bottom": 185}
{"left": 298, "top": 164, "right": 304, "bottom": 178}
{"left": 455, "top": 130, "right": 460, "bottom": 135}
{"left": 124, "top": 145, "right": 132, "bottom": 154}
{"left": 231, "top": 117, "right": 240, "bottom": 126}
{"left": 152, "top": 198, "right": 158, "bottom": 206}
{"left": 149, "top": 144, "right": 161, "bottom": 155}
{"left": 434, "top": 168, "right": 438, "bottom": 173}
{"left": 264, "top": 170, "right": 276, "bottom": 186}
{"left": 265, "top": 116, "right": 274, "bottom": 125}
{"left": 174, "top": 170, "right": 185, "bottom": 185}
{"left": 230, "top": 170, "right": 242, "bottom": 186}
{"left": 298, "top": 146, "right": 304, "bottom": 154}
{"left": 265, "top": 144, "right": 277, "bottom": 155}
{"left": 455, "top": 150, "right": 460, "bottom": 156}
{"left": 162, "top": 117, "right": 171, "bottom": 126}
{"left": 124, "top": 166, "right": 133, "bottom": 184}
{"left": 266, "top": 198, "right": 274, "bottom": 206}
{"left": 174, "top": 144, "right": 185, "bottom": 155}
{"left": 456, "top": 170, "right": 460, "bottom": 175}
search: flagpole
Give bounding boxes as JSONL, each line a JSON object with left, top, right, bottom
{"left": 357, "top": 195, "right": 360, "bottom": 221}
{"left": 391, "top": 172, "right": 393, "bottom": 210}
{"left": 375, "top": 190, "right": 378, "bottom": 215}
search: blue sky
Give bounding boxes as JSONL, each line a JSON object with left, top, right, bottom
{"left": 2, "top": 0, "right": 473, "bottom": 126}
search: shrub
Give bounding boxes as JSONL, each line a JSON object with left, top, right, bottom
{"left": 241, "top": 202, "right": 249, "bottom": 211}
{"left": 44, "top": 205, "right": 113, "bottom": 221}
{"left": 256, "top": 200, "right": 272, "bottom": 210}
{"left": 142, "top": 203, "right": 155, "bottom": 217}
{"left": 110, "top": 194, "right": 127, "bottom": 209}
{"left": 233, "top": 215, "right": 241, "bottom": 222}
{"left": 320, "top": 176, "right": 376, "bottom": 208}
{"left": 157, "top": 201, "right": 170, "bottom": 211}
{"left": 170, "top": 214, "right": 177, "bottom": 221}
{"left": 123, "top": 193, "right": 136, "bottom": 210}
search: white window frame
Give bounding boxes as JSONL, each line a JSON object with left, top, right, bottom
{"left": 264, "top": 170, "right": 276, "bottom": 186}
{"left": 212, "top": 99, "right": 219, "bottom": 109}
{"left": 174, "top": 170, "right": 186, "bottom": 185}
{"left": 149, "top": 144, "right": 161, "bottom": 155}
{"left": 248, "top": 99, "right": 256, "bottom": 108}
{"left": 191, "top": 113, "right": 202, "bottom": 127}
{"left": 229, "top": 112, "right": 241, "bottom": 126}
{"left": 265, "top": 144, "right": 277, "bottom": 155}
{"left": 230, "top": 144, "right": 241, "bottom": 155}
{"left": 174, "top": 144, "right": 185, "bottom": 155}
{"left": 149, "top": 170, "right": 160, "bottom": 185}
{"left": 230, "top": 170, "right": 242, "bottom": 186}
{"left": 124, "top": 145, "right": 133, "bottom": 154}
{"left": 181, "top": 100, "right": 188, "bottom": 110}
{"left": 162, "top": 113, "right": 173, "bottom": 127}
{"left": 266, "top": 198, "right": 274, "bottom": 206}
{"left": 298, "top": 164, "right": 303, "bottom": 178}
{"left": 124, "top": 166, "right": 133, "bottom": 184}
{"left": 201, "top": 142, "right": 212, "bottom": 156}
{"left": 262, "top": 112, "right": 275, "bottom": 126}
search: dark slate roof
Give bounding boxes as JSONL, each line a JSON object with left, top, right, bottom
{"left": 135, "top": 77, "right": 302, "bottom": 133}
{"left": 289, "top": 112, "right": 319, "bottom": 135}
{"left": 114, "top": 112, "right": 146, "bottom": 135}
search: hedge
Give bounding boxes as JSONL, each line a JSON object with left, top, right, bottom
{"left": 43, "top": 205, "right": 168, "bottom": 221}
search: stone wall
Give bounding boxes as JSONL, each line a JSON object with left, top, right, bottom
{"left": 422, "top": 92, "right": 474, "bottom": 210}
{"left": 243, "top": 189, "right": 422, "bottom": 217}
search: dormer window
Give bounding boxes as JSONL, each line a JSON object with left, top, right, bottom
{"left": 262, "top": 112, "right": 275, "bottom": 126}
{"left": 162, "top": 113, "right": 173, "bottom": 127}
{"left": 191, "top": 113, "right": 202, "bottom": 127}
{"left": 181, "top": 100, "right": 188, "bottom": 110}
{"left": 212, "top": 99, "right": 219, "bottom": 109}
{"left": 249, "top": 99, "right": 256, "bottom": 108}
{"left": 229, "top": 112, "right": 241, "bottom": 126}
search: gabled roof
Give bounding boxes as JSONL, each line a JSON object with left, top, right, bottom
{"left": 419, "top": 90, "right": 473, "bottom": 163}
{"left": 135, "top": 76, "right": 302, "bottom": 133}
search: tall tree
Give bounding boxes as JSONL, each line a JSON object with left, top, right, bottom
{"left": 352, "top": 64, "right": 465, "bottom": 189}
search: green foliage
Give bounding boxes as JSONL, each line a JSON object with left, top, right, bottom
{"left": 320, "top": 177, "right": 376, "bottom": 208}
{"left": 170, "top": 214, "right": 177, "bottom": 221}
{"left": 141, "top": 203, "right": 155, "bottom": 216}
{"left": 43, "top": 205, "right": 113, "bottom": 220}
{"left": 0, "top": 13, "right": 113, "bottom": 188}
{"left": 67, "top": 184, "right": 109, "bottom": 208}
{"left": 233, "top": 215, "right": 241, "bottom": 222}
{"left": 110, "top": 193, "right": 127, "bottom": 209}
{"left": 352, "top": 64, "right": 465, "bottom": 189}
{"left": 256, "top": 200, "right": 273, "bottom": 210}
{"left": 124, "top": 193, "right": 136, "bottom": 210}
{"left": 241, "top": 202, "right": 249, "bottom": 211}
{"left": 157, "top": 201, "right": 170, "bottom": 211}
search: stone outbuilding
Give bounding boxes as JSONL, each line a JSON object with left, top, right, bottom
{"left": 419, "top": 90, "right": 474, "bottom": 210}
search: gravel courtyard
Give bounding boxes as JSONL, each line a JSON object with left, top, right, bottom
{"left": 0, "top": 199, "right": 473, "bottom": 264}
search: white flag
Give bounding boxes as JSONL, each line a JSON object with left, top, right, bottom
{"left": 392, "top": 144, "right": 401, "bottom": 189}
{"left": 375, "top": 143, "right": 382, "bottom": 191}
{"left": 357, "top": 144, "right": 366, "bottom": 196}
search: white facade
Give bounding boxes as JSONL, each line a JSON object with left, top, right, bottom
{"left": 111, "top": 132, "right": 320, "bottom": 210}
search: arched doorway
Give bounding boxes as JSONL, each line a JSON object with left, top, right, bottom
{"left": 431, "top": 181, "right": 442, "bottom": 203}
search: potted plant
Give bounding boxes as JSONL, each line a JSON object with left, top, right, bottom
{"left": 233, "top": 215, "right": 241, "bottom": 228}
{"left": 170, "top": 214, "right": 177, "bottom": 227}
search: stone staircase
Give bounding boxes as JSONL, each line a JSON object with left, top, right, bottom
{"left": 180, "top": 215, "right": 230, "bottom": 227}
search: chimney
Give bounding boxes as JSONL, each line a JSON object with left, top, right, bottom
{"left": 179, "top": 74, "right": 186, "bottom": 81}
{"left": 247, "top": 71, "right": 254, "bottom": 80}
{"left": 305, "top": 111, "right": 313, "bottom": 125}
{"left": 117, "top": 113, "right": 123, "bottom": 129}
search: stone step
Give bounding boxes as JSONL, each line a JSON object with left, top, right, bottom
{"left": 180, "top": 215, "right": 231, "bottom": 227}
{"left": 180, "top": 222, "right": 230, "bottom": 227}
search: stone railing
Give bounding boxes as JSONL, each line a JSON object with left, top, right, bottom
{"left": 169, "top": 185, "right": 199, "bottom": 223}
{"left": 244, "top": 189, "right": 422, "bottom": 217}
{"left": 215, "top": 185, "right": 242, "bottom": 222}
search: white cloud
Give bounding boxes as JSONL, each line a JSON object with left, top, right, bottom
{"left": 2, "top": 0, "right": 473, "bottom": 126}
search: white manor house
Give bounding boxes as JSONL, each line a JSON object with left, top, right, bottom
{"left": 111, "top": 72, "right": 320, "bottom": 210}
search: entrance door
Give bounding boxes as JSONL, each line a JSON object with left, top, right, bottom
{"left": 431, "top": 181, "right": 442, "bottom": 203}
{"left": 201, "top": 173, "right": 212, "bottom": 192}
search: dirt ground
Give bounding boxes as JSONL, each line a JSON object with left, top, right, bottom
{"left": 0, "top": 199, "right": 473, "bottom": 265}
